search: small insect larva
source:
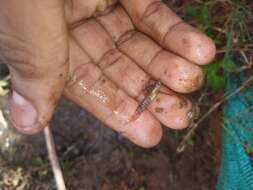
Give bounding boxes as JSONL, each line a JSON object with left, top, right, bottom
{"left": 131, "top": 80, "right": 161, "bottom": 121}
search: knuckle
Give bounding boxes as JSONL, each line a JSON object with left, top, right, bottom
{"left": 0, "top": 32, "right": 68, "bottom": 78}
{"left": 96, "top": 0, "right": 118, "bottom": 13}
{"left": 146, "top": 49, "right": 164, "bottom": 70}
{"left": 116, "top": 30, "right": 137, "bottom": 47}
{"left": 161, "top": 21, "right": 183, "bottom": 45}
{"left": 141, "top": 1, "right": 163, "bottom": 21}
{"left": 139, "top": 1, "right": 183, "bottom": 44}
{"left": 0, "top": 33, "right": 34, "bottom": 66}
{"left": 66, "top": 63, "right": 102, "bottom": 90}
{"left": 98, "top": 48, "right": 122, "bottom": 70}
{"left": 0, "top": 45, "right": 40, "bottom": 79}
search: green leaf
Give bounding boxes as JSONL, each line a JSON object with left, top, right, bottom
{"left": 203, "top": 60, "right": 221, "bottom": 74}
{"left": 187, "top": 138, "right": 195, "bottom": 146}
{"left": 185, "top": 5, "right": 199, "bottom": 18}
{"left": 185, "top": 4, "right": 210, "bottom": 32}
{"left": 199, "top": 5, "right": 210, "bottom": 29}
{"left": 38, "top": 169, "right": 49, "bottom": 177}
{"left": 222, "top": 57, "right": 238, "bottom": 72}
{"left": 203, "top": 60, "right": 227, "bottom": 91}
{"left": 206, "top": 72, "right": 226, "bottom": 91}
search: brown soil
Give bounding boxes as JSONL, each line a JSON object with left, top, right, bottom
{"left": 0, "top": 97, "right": 220, "bottom": 190}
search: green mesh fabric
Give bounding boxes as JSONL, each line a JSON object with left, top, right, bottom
{"left": 217, "top": 74, "right": 253, "bottom": 190}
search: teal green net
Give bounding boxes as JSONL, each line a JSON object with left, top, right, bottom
{"left": 217, "top": 74, "right": 253, "bottom": 190}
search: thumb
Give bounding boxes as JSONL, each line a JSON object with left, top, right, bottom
{"left": 0, "top": 0, "right": 68, "bottom": 134}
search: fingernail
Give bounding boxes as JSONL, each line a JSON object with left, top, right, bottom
{"left": 10, "top": 90, "right": 38, "bottom": 129}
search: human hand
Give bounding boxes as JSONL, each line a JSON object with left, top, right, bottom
{"left": 0, "top": 0, "right": 116, "bottom": 134}
{"left": 1, "top": 0, "right": 216, "bottom": 147}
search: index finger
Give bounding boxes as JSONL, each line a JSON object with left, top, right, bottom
{"left": 120, "top": 0, "right": 216, "bottom": 65}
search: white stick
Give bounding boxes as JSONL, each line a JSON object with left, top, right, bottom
{"left": 44, "top": 126, "right": 67, "bottom": 190}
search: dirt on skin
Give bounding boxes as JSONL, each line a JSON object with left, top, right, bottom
{"left": 0, "top": 0, "right": 226, "bottom": 189}
{"left": 0, "top": 96, "right": 220, "bottom": 190}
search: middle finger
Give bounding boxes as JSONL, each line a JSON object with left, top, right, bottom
{"left": 96, "top": 6, "right": 204, "bottom": 93}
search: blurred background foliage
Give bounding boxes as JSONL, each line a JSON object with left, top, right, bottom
{"left": 182, "top": 0, "right": 253, "bottom": 91}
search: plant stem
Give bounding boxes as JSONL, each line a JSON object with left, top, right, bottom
{"left": 177, "top": 75, "right": 253, "bottom": 153}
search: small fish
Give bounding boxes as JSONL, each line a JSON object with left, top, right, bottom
{"left": 132, "top": 80, "right": 161, "bottom": 120}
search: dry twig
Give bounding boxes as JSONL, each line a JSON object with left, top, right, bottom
{"left": 177, "top": 75, "right": 253, "bottom": 152}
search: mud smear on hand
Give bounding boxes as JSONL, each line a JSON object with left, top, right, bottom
{"left": 155, "top": 107, "right": 164, "bottom": 113}
{"left": 178, "top": 74, "right": 203, "bottom": 93}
